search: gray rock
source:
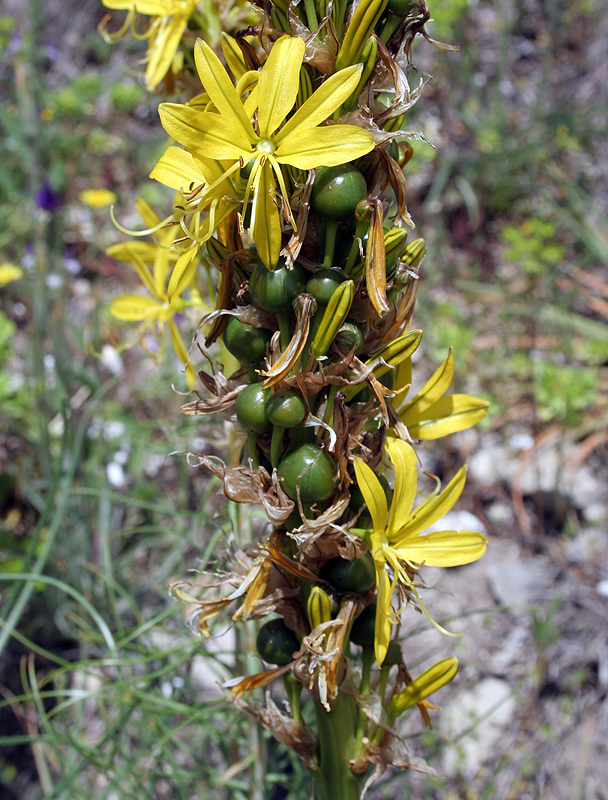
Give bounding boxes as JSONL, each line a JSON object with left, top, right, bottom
{"left": 441, "top": 678, "right": 517, "bottom": 779}
{"left": 485, "top": 559, "right": 550, "bottom": 607}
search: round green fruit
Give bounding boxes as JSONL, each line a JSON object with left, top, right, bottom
{"left": 266, "top": 389, "right": 306, "bottom": 429}
{"left": 349, "top": 605, "right": 376, "bottom": 648}
{"left": 235, "top": 383, "right": 272, "bottom": 434}
{"left": 305, "top": 269, "right": 347, "bottom": 306}
{"left": 312, "top": 165, "right": 368, "bottom": 221}
{"left": 320, "top": 552, "right": 376, "bottom": 594}
{"left": 334, "top": 321, "right": 365, "bottom": 354}
{"left": 256, "top": 618, "right": 300, "bottom": 665}
{"left": 383, "top": 641, "right": 403, "bottom": 667}
{"left": 249, "top": 261, "right": 306, "bottom": 314}
{"left": 277, "top": 444, "right": 337, "bottom": 504}
{"left": 223, "top": 316, "right": 272, "bottom": 364}
{"left": 387, "top": 0, "right": 418, "bottom": 16}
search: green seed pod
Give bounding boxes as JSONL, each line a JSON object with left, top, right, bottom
{"left": 320, "top": 552, "right": 376, "bottom": 594}
{"left": 312, "top": 165, "right": 368, "bottom": 222}
{"left": 249, "top": 261, "right": 306, "bottom": 314}
{"left": 278, "top": 444, "right": 337, "bottom": 503}
{"left": 305, "top": 269, "right": 347, "bottom": 306}
{"left": 266, "top": 389, "right": 306, "bottom": 429}
{"left": 235, "top": 383, "right": 272, "bottom": 434}
{"left": 223, "top": 316, "right": 272, "bottom": 364}
{"left": 349, "top": 604, "right": 376, "bottom": 647}
{"left": 256, "top": 618, "right": 300, "bottom": 665}
{"left": 307, "top": 585, "right": 332, "bottom": 629}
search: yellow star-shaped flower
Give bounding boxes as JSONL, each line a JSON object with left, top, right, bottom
{"left": 159, "top": 35, "right": 375, "bottom": 267}
{"left": 353, "top": 438, "right": 487, "bottom": 666}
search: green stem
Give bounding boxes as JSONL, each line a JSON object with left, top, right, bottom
{"left": 323, "top": 220, "right": 339, "bottom": 268}
{"left": 270, "top": 425, "right": 284, "bottom": 469}
{"left": 313, "top": 695, "right": 365, "bottom": 800}
{"left": 378, "top": 14, "right": 403, "bottom": 45}
{"left": 283, "top": 674, "right": 303, "bottom": 723}
{"left": 323, "top": 384, "right": 338, "bottom": 426}
{"left": 344, "top": 220, "right": 368, "bottom": 274}
{"left": 277, "top": 312, "right": 291, "bottom": 351}
{"left": 304, "top": 0, "right": 319, "bottom": 31}
{"left": 246, "top": 432, "right": 260, "bottom": 469}
{"left": 247, "top": 364, "right": 259, "bottom": 383}
{"left": 354, "top": 648, "right": 374, "bottom": 760}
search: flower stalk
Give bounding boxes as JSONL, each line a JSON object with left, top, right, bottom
{"left": 102, "top": 0, "right": 490, "bottom": 795}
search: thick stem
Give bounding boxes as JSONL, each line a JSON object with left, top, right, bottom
{"left": 313, "top": 695, "right": 366, "bottom": 800}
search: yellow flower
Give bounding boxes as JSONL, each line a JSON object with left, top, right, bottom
{"left": 108, "top": 198, "right": 208, "bottom": 387}
{"left": 0, "top": 263, "right": 24, "bottom": 286}
{"left": 159, "top": 35, "right": 375, "bottom": 267}
{"left": 394, "top": 348, "right": 490, "bottom": 439}
{"left": 353, "top": 438, "right": 487, "bottom": 666}
{"left": 79, "top": 188, "right": 117, "bottom": 208}
{"left": 101, "top": 0, "right": 197, "bottom": 91}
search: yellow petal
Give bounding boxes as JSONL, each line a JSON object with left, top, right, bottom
{"left": 252, "top": 161, "right": 282, "bottom": 269}
{"left": 404, "top": 394, "right": 491, "bottom": 440}
{"left": 392, "top": 466, "right": 468, "bottom": 542}
{"left": 0, "top": 263, "right": 24, "bottom": 285}
{"left": 145, "top": 14, "right": 188, "bottom": 91}
{"left": 352, "top": 458, "right": 387, "bottom": 533}
{"left": 400, "top": 349, "right": 454, "bottom": 417}
{"left": 394, "top": 529, "right": 487, "bottom": 567}
{"left": 159, "top": 105, "right": 253, "bottom": 160}
{"left": 110, "top": 295, "right": 160, "bottom": 321}
{"left": 79, "top": 188, "right": 117, "bottom": 208}
{"left": 135, "top": 197, "right": 162, "bottom": 229}
{"left": 102, "top": 0, "right": 167, "bottom": 11}
{"left": 385, "top": 438, "right": 418, "bottom": 537}
{"left": 220, "top": 32, "right": 247, "bottom": 81}
{"left": 167, "top": 246, "right": 199, "bottom": 302}
{"left": 373, "top": 536, "right": 398, "bottom": 667}
{"left": 275, "top": 125, "right": 374, "bottom": 170}
{"left": 149, "top": 146, "right": 208, "bottom": 190}
{"left": 168, "top": 320, "right": 196, "bottom": 389}
{"left": 257, "top": 35, "right": 304, "bottom": 139}
{"left": 275, "top": 65, "right": 364, "bottom": 142}
{"left": 193, "top": 39, "right": 257, "bottom": 146}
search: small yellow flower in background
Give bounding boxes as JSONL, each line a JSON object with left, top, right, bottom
{"left": 101, "top": 0, "right": 197, "bottom": 91}
{"left": 108, "top": 198, "right": 209, "bottom": 388}
{"left": 159, "top": 35, "right": 375, "bottom": 268}
{"left": 0, "top": 263, "right": 24, "bottom": 286}
{"left": 394, "top": 348, "right": 490, "bottom": 439}
{"left": 353, "top": 437, "right": 487, "bottom": 666}
{"left": 79, "top": 189, "right": 118, "bottom": 208}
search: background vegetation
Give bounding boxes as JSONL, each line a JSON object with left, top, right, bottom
{"left": 1, "top": 0, "right": 607, "bottom": 798}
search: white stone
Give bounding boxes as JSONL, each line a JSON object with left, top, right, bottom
{"left": 100, "top": 344, "right": 124, "bottom": 376}
{"left": 427, "top": 510, "right": 487, "bottom": 535}
{"left": 596, "top": 580, "right": 608, "bottom": 598}
{"left": 106, "top": 461, "right": 126, "bottom": 488}
{"left": 442, "top": 678, "right": 517, "bottom": 778}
